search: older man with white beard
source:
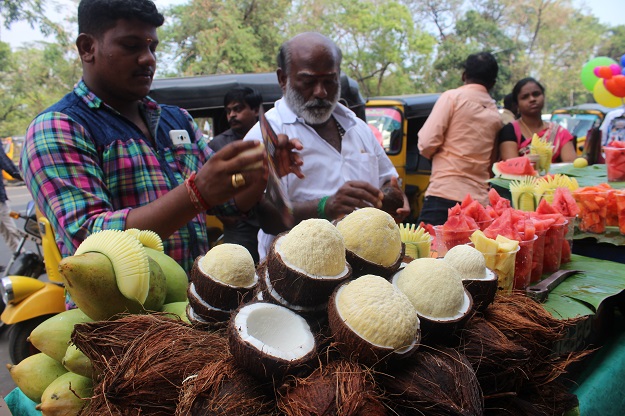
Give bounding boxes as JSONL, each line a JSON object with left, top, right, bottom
{"left": 244, "top": 32, "right": 408, "bottom": 260}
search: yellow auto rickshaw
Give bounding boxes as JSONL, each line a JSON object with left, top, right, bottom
{"left": 551, "top": 103, "right": 611, "bottom": 155}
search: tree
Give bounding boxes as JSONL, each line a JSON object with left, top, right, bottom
{"left": 598, "top": 25, "right": 625, "bottom": 62}
{"left": 0, "top": 0, "right": 67, "bottom": 41}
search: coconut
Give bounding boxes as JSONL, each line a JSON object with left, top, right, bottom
{"left": 186, "top": 283, "right": 232, "bottom": 326}
{"left": 392, "top": 258, "right": 473, "bottom": 339}
{"left": 444, "top": 244, "right": 498, "bottom": 311}
{"left": 381, "top": 184, "right": 404, "bottom": 216}
{"left": 328, "top": 275, "right": 420, "bottom": 366}
{"left": 267, "top": 219, "right": 351, "bottom": 307}
{"left": 335, "top": 207, "right": 404, "bottom": 278}
{"left": 228, "top": 301, "right": 317, "bottom": 381}
{"left": 278, "top": 359, "right": 386, "bottom": 416}
{"left": 190, "top": 244, "right": 258, "bottom": 311}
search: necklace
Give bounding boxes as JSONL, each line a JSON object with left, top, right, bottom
{"left": 334, "top": 117, "right": 345, "bottom": 138}
{"left": 519, "top": 118, "right": 546, "bottom": 139}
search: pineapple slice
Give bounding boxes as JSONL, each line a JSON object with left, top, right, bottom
{"left": 495, "top": 235, "right": 520, "bottom": 253}
{"left": 510, "top": 177, "right": 538, "bottom": 212}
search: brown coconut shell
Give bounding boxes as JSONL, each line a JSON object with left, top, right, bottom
{"left": 228, "top": 301, "right": 317, "bottom": 381}
{"left": 344, "top": 243, "right": 404, "bottom": 280}
{"left": 176, "top": 357, "right": 274, "bottom": 416}
{"left": 327, "top": 285, "right": 420, "bottom": 367}
{"left": 187, "top": 283, "right": 232, "bottom": 325}
{"left": 381, "top": 185, "right": 405, "bottom": 216}
{"left": 462, "top": 268, "right": 498, "bottom": 312}
{"left": 278, "top": 359, "right": 387, "bottom": 416}
{"left": 378, "top": 346, "right": 484, "bottom": 416}
{"left": 190, "top": 256, "right": 257, "bottom": 311}
{"left": 417, "top": 290, "right": 474, "bottom": 344}
{"left": 267, "top": 235, "right": 352, "bottom": 307}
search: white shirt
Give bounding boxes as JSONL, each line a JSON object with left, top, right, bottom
{"left": 244, "top": 98, "right": 398, "bottom": 259}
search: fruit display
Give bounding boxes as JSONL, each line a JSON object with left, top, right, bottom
{"left": 399, "top": 223, "right": 431, "bottom": 259}
{"left": 492, "top": 156, "right": 539, "bottom": 180}
{"left": 434, "top": 204, "right": 479, "bottom": 255}
{"left": 573, "top": 186, "right": 609, "bottom": 233}
{"left": 530, "top": 133, "right": 554, "bottom": 174}
{"left": 3, "top": 213, "right": 590, "bottom": 416}
{"left": 604, "top": 140, "right": 625, "bottom": 182}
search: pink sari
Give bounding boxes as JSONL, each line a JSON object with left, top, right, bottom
{"left": 511, "top": 121, "right": 573, "bottom": 162}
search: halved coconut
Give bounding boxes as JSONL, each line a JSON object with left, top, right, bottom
{"left": 443, "top": 245, "right": 498, "bottom": 312}
{"left": 187, "top": 283, "right": 232, "bottom": 325}
{"left": 228, "top": 301, "right": 316, "bottom": 380}
{"left": 186, "top": 303, "right": 216, "bottom": 330}
{"left": 267, "top": 219, "right": 351, "bottom": 307}
{"left": 335, "top": 207, "right": 404, "bottom": 278}
{"left": 392, "top": 258, "right": 473, "bottom": 340}
{"left": 190, "top": 244, "right": 258, "bottom": 310}
{"left": 328, "top": 275, "right": 420, "bottom": 367}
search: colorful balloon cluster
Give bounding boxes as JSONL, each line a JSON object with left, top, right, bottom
{"left": 580, "top": 55, "right": 625, "bottom": 108}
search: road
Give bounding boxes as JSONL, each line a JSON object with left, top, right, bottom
{"left": 1, "top": 183, "right": 37, "bottom": 397}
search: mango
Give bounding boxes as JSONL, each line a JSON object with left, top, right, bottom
{"left": 36, "top": 371, "right": 93, "bottom": 415}
{"left": 29, "top": 309, "right": 93, "bottom": 363}
{"left": 7, "top": 352, "right": 68, "bottom": 402}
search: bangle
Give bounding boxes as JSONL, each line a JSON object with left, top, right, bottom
{"left": 185, "top": 172, "right": 210, "bottom": 212}
{"left": 317, "top": 196, "right": 329, "bottom": 220}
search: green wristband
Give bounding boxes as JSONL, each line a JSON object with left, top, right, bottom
{"left": 317, "top": 196, "right": 329, "bottom": 219}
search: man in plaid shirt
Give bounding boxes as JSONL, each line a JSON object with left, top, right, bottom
{"left": 21, "top": 0, "right": 302, "bottom": 274}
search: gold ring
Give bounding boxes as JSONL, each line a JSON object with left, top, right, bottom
{"left": 231, "top": 173, "right": 246, "bottom": 189}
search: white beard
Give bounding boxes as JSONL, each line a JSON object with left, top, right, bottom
{"left": 285, "top": 79, "right": 340, "bottom": 125}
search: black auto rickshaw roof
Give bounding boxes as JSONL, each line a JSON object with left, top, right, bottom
{"left": 149, "top": 72, "right": 366, "bottom": 119}
{"left": 366, "top": 93, "right": 441, "bottom": 119}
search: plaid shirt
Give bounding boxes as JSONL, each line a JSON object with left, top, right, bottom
{"left": 22, "top": 80, "right": 236, "bottom": 273}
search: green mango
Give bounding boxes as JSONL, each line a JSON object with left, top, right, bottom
{"left": 29, "top": 309, "right": 93, "bottom": 363}
{"left": 145, "top": 247, "right": 189, "bottom": 303}
{"left": 6, "top": 352, "right": 68, "bottom": 402}
{"left": 36, "top": 371, "right": 93, "bottom": 415}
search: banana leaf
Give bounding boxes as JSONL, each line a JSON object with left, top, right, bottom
{"left": 574, "top": 226, "right": 625, "bottom": 246}
{"left": 490, "top": 164, "right": 625, "bottom": 189}
{"left": 541, "top": 255, "right": 625, "bottom": 320}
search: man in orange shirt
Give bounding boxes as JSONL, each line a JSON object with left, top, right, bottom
{"left": 417, "top": 52, "right": 502, "bottom": 225}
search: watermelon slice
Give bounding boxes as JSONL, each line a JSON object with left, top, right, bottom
{"left": 460, "top": 194, "right": 475, "bottom": 209}
{"left": 604, "top": 143, "right": 625, "bottom": 182}
{"left": 492, "top": 156, "right": 538, "bottom": 180}
{"left": 483, "top": 209, "right": 522, "bottom": 241}
{"left": 488, "top": 188, "right": 511, "bottom": 216}
{"left": 551, "top": 187, "right": 580, "bottom": 218}
{"left": 462, "top": 200, "right": 492, "bottom": 228}
{"left": 436, "top": 206, "right": 479, "bottom": 254}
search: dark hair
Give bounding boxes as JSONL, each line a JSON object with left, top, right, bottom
{"left": 511, "top": 77, "right": 545, "bottom": 104}
{"left": 463, "top": 52, "right": 498, "bottom": 87}
{"left": 277, "top": 32, "right": 342, "bottom": 73}
{"left": 224, "top": 87, "right": 263, "bottom": 111}
{"left": 503, "top": 93, "right": 515, "bottom": 111}
{"left": 78, "top": 0, "right": 164, "bottom": 36}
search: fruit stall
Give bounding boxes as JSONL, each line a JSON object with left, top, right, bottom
{"left": 5, "top": 151, "right": 625, "bottom": 415}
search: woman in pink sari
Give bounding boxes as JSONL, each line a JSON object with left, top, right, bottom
{"left": 498, "top": 78, "right": 577, "bottom": 162}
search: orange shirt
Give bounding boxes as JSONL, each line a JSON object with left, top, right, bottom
{"left": 418, "top": 84, "right": 502, "bottom": 205}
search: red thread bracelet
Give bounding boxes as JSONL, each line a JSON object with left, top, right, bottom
{"left": 185, "top": 172, "right": 210, "bottom": 212}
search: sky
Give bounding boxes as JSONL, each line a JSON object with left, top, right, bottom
{"left": 0, "top": 0, "right": 622, "bottom": 49}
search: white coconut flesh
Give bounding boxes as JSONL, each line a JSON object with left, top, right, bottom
{"left": 393, "top": 258, "right": 469, "bottom": 320}
{"left": 198, "top": 244, "right": 257, "bottom": 288}
{"left": 443, "top": 245, "right": 488, "bottom": 280}
{"left": 189, "top": 283, "right": 232, "bottom": 313}
{"left": 336, "top": 207, "right": 402, "bottom": 267}
{"left": 278, "top": 218, "right": 347, "bottom": 277}
{"left": 336, "top": 275, "right": 419, "bottom": 350}
{"left": 234, "top": 303, "right": 315, "bottom": 361}
{"left": 275, "top": 237, "right": 350, "bottom": 280}
{"left": 262, "top": 270, "right": 327, "bottom": 313}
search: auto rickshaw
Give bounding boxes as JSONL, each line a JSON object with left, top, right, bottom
{"left": 149, "top": 72, "right": 367, "bottom": 244}
{"left": 551, "top": 103, "right": 611, "bottom": 155}
{"left": 365, "top": 94, "right": 441, "bottom": 220}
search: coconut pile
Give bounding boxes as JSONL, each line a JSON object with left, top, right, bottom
{"left": 69, "top": 208, "right": 589, "bottom": 415}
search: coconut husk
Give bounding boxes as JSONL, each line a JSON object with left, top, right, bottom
{"left": 484, "top": 380, "right": 579, "bottom": 416}
{"left": 177, "top": 357, "right": 274, "bottom": 415}
{"left": 73, "top": 313, "right": 229, "bottom": 415}
{"left": 377, "top": 346, "right": 483, "bottom": 416}
{"left": 458, "top": 315, "right": 531, "bottom": 395}
{"left": 278, "top": 359, "right": 386, "bottom": 416}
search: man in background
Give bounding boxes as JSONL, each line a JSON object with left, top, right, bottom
{"left": 245, "top": 32, "right": 409, "bottom": 260}
{"left": 417, "top": 52, "right": 502, "bottom": 226}
{"left": 209, "top": 87, "right": 263, "bottom": 262}
{"left": 0, "top": 144, "right": 23, "bottom": 259}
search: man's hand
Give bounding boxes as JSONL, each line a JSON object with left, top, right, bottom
{"left": 195, "top": 140, "right": 267, "bottom": 207}
{"left": 325, "top": 181, "right": 383, "bottom": 220}
{"left": 385, "top": 176, "right": 410, "bottom": 223}
{"left": 274, "top": 134, "right": 304, "bottom": 178}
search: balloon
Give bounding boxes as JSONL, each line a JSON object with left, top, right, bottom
{"left": 596, "top": 66, "right": 614, "bottom": 79}
{"left": 622, "top": 67, "right": 625, "bottom": 76}
{"left": 610, "top": 64, "right": 622, "bottom": 75}
{"left": 621, "top": 54, "right": 625, "bottom": 68}
{"left": 593, "top": 79, "right": 623, "bottom": 108}
{"left": 580, "top": 56, "right": 618, "bottom": 91}
{"left": 605, "top": 77, "right": 625, "bottom": 98}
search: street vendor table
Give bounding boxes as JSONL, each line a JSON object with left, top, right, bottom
{"left": 490, "top": 163, "right": 625, "bottom": 264}
{"left": 541, "top": 254, "right": 625, "bottom": 415}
